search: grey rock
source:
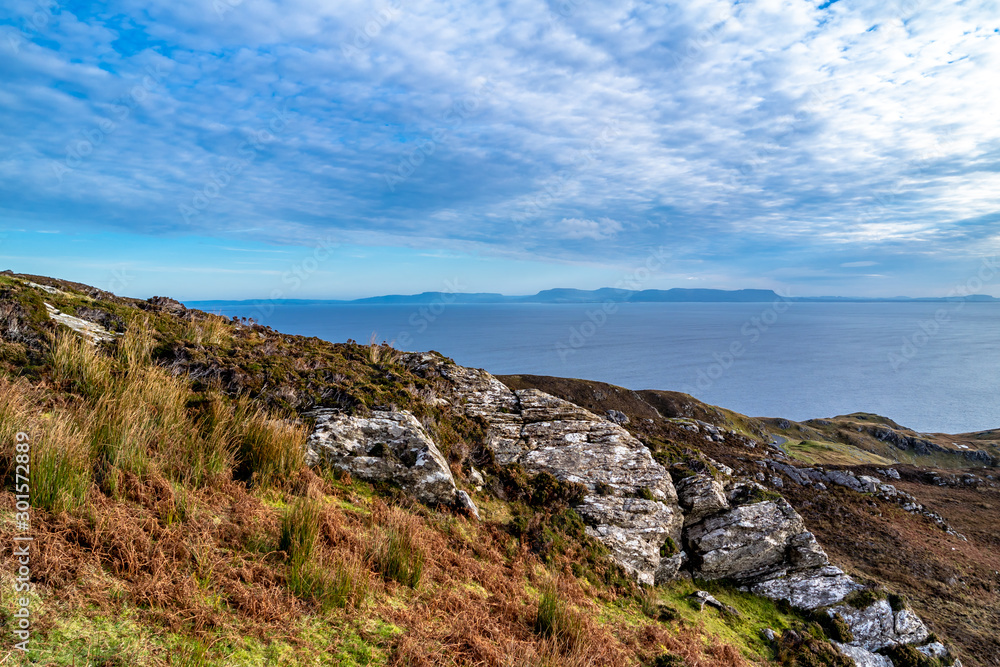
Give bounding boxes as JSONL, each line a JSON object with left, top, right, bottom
{"left": 916, "top": 642, "right": 949, "bottom": 659}
{"left": 655, "top": 551, "right": 687, "bottom": 583}
{"left": 691, "top": 590, "right": 739, "bottom": 616}
{"left": 675, "top": 474, "right": 729, "bottom": 525}
{"left": 606, "top": 409, "right": 630, "bottom": 425}
{"left": 708, "top": 459, "right": 735, "bottom": 477}
{"left": 577, "top": 494, "right": 684, "bottom": 585}
{"left": 761, "top": 628, "right": 777, "bottom": 642}
{"left": 767, "top": 460, "right": 815, "bottom": 486}
{"left": 825, "top": 470, "right": 867, "bottom": 493}
{"left": 455, "top": 490, "right": 480, "bottom": 520}
{"left": 306, "top": 409, "right": 476, "bottom": 515}
{"left": 833, "top": 642, "right": 894, "bottom": 667}
{"left": 45, "top": 302, "right": 119, "bottom": 344}
{"left": 405, "top": 354, "right": 684, "bottom": 584}
{"left": 894, "top": 609, "right": 930, "bottom": 644}
{"left": 829, "top": 599, "right": 929, "bottom": 652}
{"left": 858, "top": 475, "right": 881, "bottom": 493}
{"left": 686, "top": 499, "right": 828, "bottom": 582}
{"left": 751, "top": 566, "right": 861, "bottom": 609}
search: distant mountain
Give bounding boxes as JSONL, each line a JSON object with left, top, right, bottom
{"left": 187, "top": 287, "right": 999, "bottom": 307}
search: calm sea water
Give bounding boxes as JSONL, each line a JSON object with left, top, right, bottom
{"left": 196, "top": 301, "right": 1000, "bottom": 434}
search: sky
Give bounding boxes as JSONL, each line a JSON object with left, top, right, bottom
{"left": 1, "top": 0, "right": 999, "bottom": 300}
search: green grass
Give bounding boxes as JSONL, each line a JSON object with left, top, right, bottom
{"left": 369, "top": 519, "right": 425, "bottom": 588}
{"left": 646, "top": 579, "right": 817, "bottom": 662}
{"left": 16, "top": 603, "right": 391, "bottom": 667}
{"left": 534, "top": 583, "right": 585, "bottom": 651}
{"left": 785, "top": 439, "right": 894, "bottom": 466}
{"left": 288, "top": 556, "right": 369, "bottom": 612}
{"left": 280, "top": 497, "right": 322, "bottom": 564}
{"left": 32, "top": 433, "right": 91, "bottom": 513}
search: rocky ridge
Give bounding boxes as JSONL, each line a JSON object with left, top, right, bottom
{"left": 304, "top": 353, "right": 958, "bottom": 667}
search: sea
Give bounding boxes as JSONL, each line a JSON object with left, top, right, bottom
{"left": 193, "top": 301, "right": 1000, "bottom": 435}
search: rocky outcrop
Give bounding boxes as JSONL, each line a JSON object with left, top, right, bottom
{"left": 404, "top": 354, "right": 683, "bottom": 585}
{"left": 828, "top": 599, "right": 929, "bottom": 652}
{"left": 45, "top": 302, "right": 119, "bottom": 344}
{"left": 387, "top": 355, "right": 953, "bottom": 665}
{"left": 675, "top": 473, "right": 728, "bottom": 525}
{"left": 867, "top": 425, "right": 995, "bottom": 466}
{"left": 685, "top": 496, "right": 828, "bottom": 582}
{"left": 764, "top": 460, "right": 968, "bottom": 539}
{"left": 834, "top": 642, "right": 894, "bottom": 667}
{"left": 751, "top": 565, "right": 861, "bottom": 609}
{"left": 305, "top": 409, "right": 477, "bottom": 515}
{"left": 576, "top": 495, "right": 682, "bottom": 584}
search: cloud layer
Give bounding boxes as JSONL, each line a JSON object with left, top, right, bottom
{"left": 1, "top": 0, "right": 999, "bottom": 296}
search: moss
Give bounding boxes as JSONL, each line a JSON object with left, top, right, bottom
{"left": 776, "top": 629, "right": 854, "bottom": 667}
{"left": 494, "top": 465, "right": 586, "bottom": 508}
{"left": 844, "top": 588, "right": 887, "bottom": 610}
{"left": 888, "top": 592, "right": 907, "bottom": 612}
{"left": 877, "top": 643, "right": 948, "bottom": 667}
{"left": 659, "top": 536, "right": 679, "bottom": 557}
{"left": 818, "top": 612, "right": 854, "bottom": 643}
{"left": 636, "top": 486, "right": 656, "bottom": 501}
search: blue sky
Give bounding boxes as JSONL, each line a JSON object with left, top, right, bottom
{"left": 1, "top": 0, "right": 998, "bottom": 300}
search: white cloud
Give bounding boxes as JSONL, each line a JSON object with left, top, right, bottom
{"left": 0, "top": 0, "right": 997, "bottom": 283}
{"left": 543, "top": 217, "right": 624, "bottom": 240}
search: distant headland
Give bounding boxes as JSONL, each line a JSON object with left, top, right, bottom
{"left": 188, "top": 287, "right": 999, "bottom": 307}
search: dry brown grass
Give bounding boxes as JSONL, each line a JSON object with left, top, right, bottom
{"left": 184, "top": 313, "right": 229, "bottom": 347}
{"left": 0, "top": 323, "right": 761, "bottom": 666}
{"left": 782, "top": 478, "right": 1000, "bottom": 667}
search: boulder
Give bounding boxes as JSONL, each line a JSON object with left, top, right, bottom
{"left": 655, "top": 551, "right": 687, "bottom": 583}
{"left": 751, "top": 566, "right": 861, "bottom": 609}
{"left": 306, "top": 409, "right": 476, "bottom": 515}
{"left": 575, "top": 494, "right": 683, "bottom": 585}
{"left": 686, "top": 499, "right": 826, "bottom": 582}
{"left": 675, "top": 474, "right": 729, "bottom": 525}
{"left": 404, "top": 355, "right": 683, "bottom": 584}
{"left": 606, "top": 409, "right": 630, "bottom": 425}
{"left": 828, "top": 599, "right": 929, "bottom": 652}
{"left": 691, "top": 590, "right": 739, "bottom": 616}
{"left": 833, "top": 643, "right": 894, "bottom": 667}
{"left": 916, "top": 642, "right": 949, "bottom": 659}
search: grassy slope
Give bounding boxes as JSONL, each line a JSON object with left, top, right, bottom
{"left": 0, "top": 275, "right": 853, "bottom": 667}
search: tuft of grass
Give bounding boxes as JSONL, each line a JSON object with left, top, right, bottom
{"left": 32, "top": 412, "right": 91, "bottom": 513}
{"left": 49, "top": 331, "right": 113, "bottom": 399}
{"left": 183, "top": 314, "right": 228, "bottom": 347}
{"left": 534, "top": 582, "right": 586, "bottom": 652}
{"left": 288, "top": 554, "right": 370, "bottom": 612}
{"left": 366, "top": 332, "right": 399, "bottom": 366}
{"left": 115, "top": 318, "right": 154, "bottom": 370}
{"left": 279, "top": 497, "right": 322, "bottom": 564}
{"left": 234, "top": 401, "right": 306, "bottom": 488}
{"left": 369, "top": 511, "right": 425, "bottom": 588}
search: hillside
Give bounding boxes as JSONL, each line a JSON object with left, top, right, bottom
{"left": 0, "top": 272, "right": 996, "bottom": 667}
